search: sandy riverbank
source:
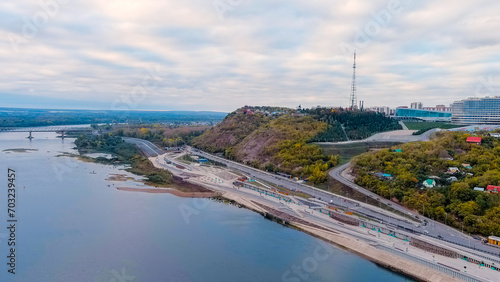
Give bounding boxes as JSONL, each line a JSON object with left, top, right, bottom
{"left": 3, "top": 148, "right": 39, "bottom": 153}
{"left": 117, "top": 187, "right": 219, "bottom": 198}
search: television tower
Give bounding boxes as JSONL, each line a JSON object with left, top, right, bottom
{"left": 349, "top": 51, "right": 357, "bottom": 110}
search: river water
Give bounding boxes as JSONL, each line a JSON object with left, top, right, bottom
{"left": 0, "top": 131, "right": 412, "bottom": 282}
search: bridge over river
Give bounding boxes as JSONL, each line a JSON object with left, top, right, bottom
{"left": 0, "top": 126, "right": 93, "bottom": 139}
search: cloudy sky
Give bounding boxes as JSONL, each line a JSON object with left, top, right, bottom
{"left": 0, "top": 0, "right": 499, "bottom": 112}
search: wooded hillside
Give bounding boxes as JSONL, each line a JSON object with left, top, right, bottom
{"left": 352, "top": 131, "right": 500, "bottom": 236}
{"left": 193, "top": 107, "right": 338, "bottom": 183}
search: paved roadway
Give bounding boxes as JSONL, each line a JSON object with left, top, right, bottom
{"left": 188, "top": 147, "right": 423, "bottom": 227}
{"left": 331, "top": 163, "right": 418, "bottom": 217}
{"left": 123, "top": 137, "right": 164, "bottom": 157}
{"left": 190, "top": 146, "right": 500, "bottom": 257}
{"left": 330, "top": 163, "right": 500, "bottom": 257}
{"left": 123, "top": 136, "right": 500, "bottom": 258}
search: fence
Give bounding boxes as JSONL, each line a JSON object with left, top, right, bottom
{"left": 377, "top": 245, "right": 485, "bottom": 282}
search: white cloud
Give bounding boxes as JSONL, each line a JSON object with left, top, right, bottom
{"left": 0, "top": 0, "right": 499, "bottom": 111}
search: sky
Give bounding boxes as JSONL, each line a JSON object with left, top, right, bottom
{"left": 0, "top": 0, "right": 499, "bottom": 112}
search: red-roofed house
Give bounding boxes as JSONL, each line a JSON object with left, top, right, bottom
{"left": 466, "top": 136, "right": 482, "bottom": 144}
{"left": 486, "top": 185, "right": 500, "bottom": 194}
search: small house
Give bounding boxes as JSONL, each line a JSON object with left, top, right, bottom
{"left": 447, "top": 167, "right": 460, "bottom": 174}
{"left": 474, "top": 187, "right": 485, "bottom": 192}
{"left": 462, "top": 163, "right": 472, "bottom": 169}
{"left": 374, "top": 172, "right": 394, "bottom": 180}
{"left": 447, "top": 176, "right": 458, "bottom": 182}
{"left": 423, "top": 179, "right": 436, "bottom": 188}
{"left": 394, "top": 149, "right": 403, "bottom": 153}
{"left": 466, "top": 136, "right": 482, "bottom": 145}
{"left": 486, "top": 185, "right": 500, "bottom": 194}
{"left": 382, "top": 173, "right": 394, "bottom": 180}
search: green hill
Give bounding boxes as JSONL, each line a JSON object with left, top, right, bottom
{"left": 194, "top": 106, "right": 403, "bottom": 183}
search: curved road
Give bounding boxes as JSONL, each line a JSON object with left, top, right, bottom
{"left": 330, "top": 162, "right": 500, "bottom": 257}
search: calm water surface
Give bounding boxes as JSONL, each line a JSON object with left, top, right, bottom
{"left": 0, "top": 131, "right": 412, "bottom": 282}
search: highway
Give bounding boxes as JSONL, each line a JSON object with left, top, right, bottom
{"left": 188, "top": 147, "right": 429, "bottom": 229}
{"left": 190, "top": 146, "right": 500, "bottom": 257}
{"left": 123, "top": 137, "right": 164, "bottom": 157}
{"left": 329, "top": 163, "right": 500, "bottom": 257}
{"left": 123, "top": 136, "right": 500, "bottom": 258}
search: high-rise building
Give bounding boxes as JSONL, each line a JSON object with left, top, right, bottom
{"left": 395, "top": 108, "right": 451, "bottom": 122}
{"left": 452, "top": 96, "right": 500, "bottom": 124}
{"left": 410, "top": 102, "right": 423, "bottom": 109}
{"left": 366, "top": 106, "right": 391, "bottom": 115}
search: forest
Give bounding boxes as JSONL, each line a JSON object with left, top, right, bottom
{"left": 112, "top": 124, "right": 210, "bottom": 147}
{"left": 75, "top": 134, "right": 173, "bottom": 185}
{"left": 0, "top": 107, "right": 226, "bottom": 127}
{"left": 352, "top": 131, "right": 500, "bottom": 236}
{"left": 306, "top": 108, "right": 402, "bottom": 141}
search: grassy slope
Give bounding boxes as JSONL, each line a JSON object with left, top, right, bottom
{"left": 193, "top": 112, "right": 269, "bottom": 153}
{"left": 319, "top": 143, "right": 370, "bottom": 165}
{"left": 232, "top": 115, "right": 327, "bottom": 165}
{"left": 404, "top": 121, "right": 462, "bottom": 130}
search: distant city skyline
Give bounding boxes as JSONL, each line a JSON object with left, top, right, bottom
{"left": 1, "top": 0, "right": 499, "bottom": 112}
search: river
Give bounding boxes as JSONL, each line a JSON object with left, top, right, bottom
{"left": 0, "top": 131, "right": 412, "bottom": 282}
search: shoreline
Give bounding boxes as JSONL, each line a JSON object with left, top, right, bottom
{"left": 103, "top": 148, "right": 468, "bottom": 281}
{"left": 220, "top": 191, "right": 458, "bottom": 282}
{"left": 116, "top": 187, "right": 219, "bottom": 198}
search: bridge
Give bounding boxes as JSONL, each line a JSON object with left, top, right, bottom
{"left": 0, "top": 126, "right": 93, "bottom": 139}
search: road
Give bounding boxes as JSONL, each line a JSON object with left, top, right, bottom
{"left": 189, "top": 147, "right": 424, "bottom": 226}
{"left": 190, "top": 146, "right": 500, "bottom": 257}
{"left": 123, "top": 137, "right": 164, "bottom": 157}
{"left": 330, "top": 163, "right": 500, "bottom": 257}
{"left": 124, "top": 137, "right": 500, "bottom": 258}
